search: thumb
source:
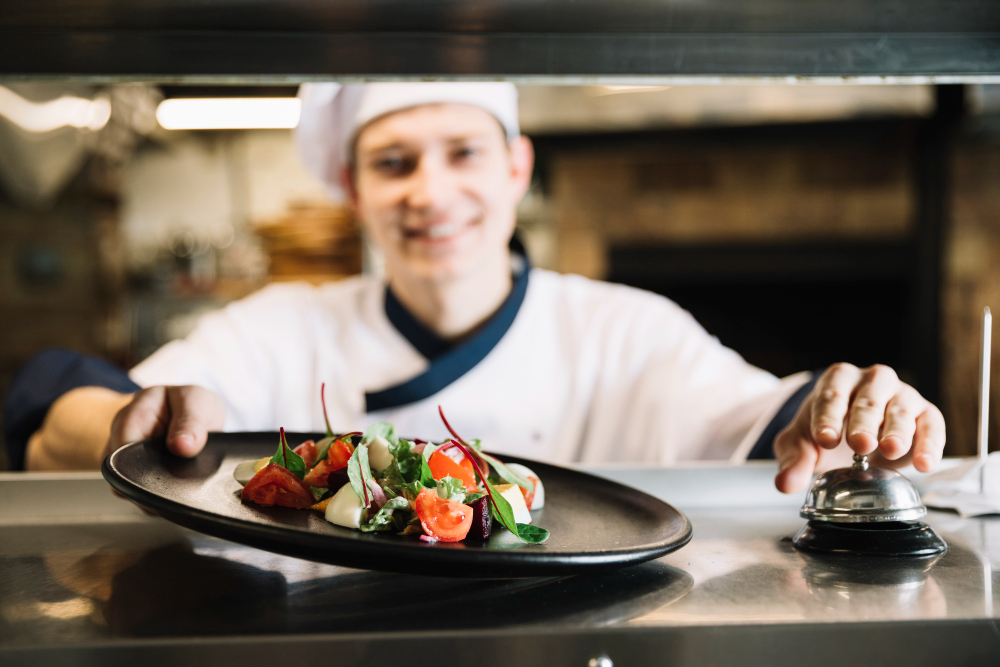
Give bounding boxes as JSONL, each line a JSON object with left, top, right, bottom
{"left": 165, "top": 386, "right": 225, "bottom": 458}
{"left": 773, "top": 424, "right": 821, "bottom": 494}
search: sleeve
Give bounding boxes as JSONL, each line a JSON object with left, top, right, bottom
{"left": 3, "top": 348, "right": 140, "bottom": 470}
{"left": 128, "top": 284, "right": 316, "bottom": 431}
{"left": 570, "top": 280, "right": 813, "bottom": 464}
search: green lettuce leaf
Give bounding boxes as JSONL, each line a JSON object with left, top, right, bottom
{"left": 397, "top": 480, "right": 425, "bottom": 500}
{"left": 463, "top": 492, "right": 485, "bottom": 505}
{"left": 270, "top": 429, "right": 306, "bottom": 479}
{"left": 362, "top": 422, "right": 399, "bottom": 447}
{"left": 359, "top": 496, "right": 410, "bottom": 533}
{"left": 419, "top": 443, "right": 439, "bottom": 488}
{"left": 388, "top": 439, "right": 422, "bottom": 483}
{"left": 435, "top": 476, "right": 467, "bottom": 503}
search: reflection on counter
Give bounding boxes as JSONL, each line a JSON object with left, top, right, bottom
{"left": 0, "top": 520, "right": 692, "bottom": 646}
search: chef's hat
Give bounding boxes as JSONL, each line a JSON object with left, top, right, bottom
{"left": 295, "top": 82, "right": 520, "bottom": 201}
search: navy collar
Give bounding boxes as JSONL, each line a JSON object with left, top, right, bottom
{"left": 366, "top": 239, "right": 530, "bottom": 412}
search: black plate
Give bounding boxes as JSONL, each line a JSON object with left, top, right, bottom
{"left": 103, "top": 432, "right": 692, "bottom": 577}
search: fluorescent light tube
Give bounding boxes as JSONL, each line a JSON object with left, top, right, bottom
{"left": 0, "top": 86, "right": 111, "bottom": 133}
{"left": 156, "top": 97, "right": 302, "bottom": 130}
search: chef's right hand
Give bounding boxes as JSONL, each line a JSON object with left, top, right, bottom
{"left": 103, "top": 385, "right": 225, "bottom": 461}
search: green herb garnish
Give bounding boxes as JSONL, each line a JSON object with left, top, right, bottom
{"left": 270, "top": 427, "right": 306, "bottom": 479}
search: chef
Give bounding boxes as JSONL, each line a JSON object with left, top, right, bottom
{"left": 15, "top": 82, "right": 945, "bottom": 493}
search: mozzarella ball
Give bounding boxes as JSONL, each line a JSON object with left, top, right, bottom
{"left": 325, "top": 484, "right": 364, "bottom": 529}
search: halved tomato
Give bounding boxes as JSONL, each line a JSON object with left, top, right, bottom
{"left": 519, "top": 476, "right": 540, "bottom": 510}
{"left": 415, "top": 488, "right": 473, "bottom": 542}
{"left": 302, "top": 438, "right": 355, "bottom": 487}
{"left": 241, "top": 463, "right": 316, "bottom": 509}
{"left": 294, "top": 440, "right": 317, "bottom": 469}
{"left": 428, "top": 450, "right": 478, "bottom": 492}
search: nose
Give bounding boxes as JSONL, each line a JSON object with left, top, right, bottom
{"left": 405, "top": 150, "right": 457, "bottom": 212}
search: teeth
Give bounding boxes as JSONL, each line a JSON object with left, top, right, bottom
{"left": 426, "top": 222, "right": 463, "bottom": 239}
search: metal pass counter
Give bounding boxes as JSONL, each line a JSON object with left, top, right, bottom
{"left": 2, "top": 463, "right": 999, "bottom": 666}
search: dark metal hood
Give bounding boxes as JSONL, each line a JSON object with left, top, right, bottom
{"left": 1, "top": 0, "right": 999, "bottom": 81}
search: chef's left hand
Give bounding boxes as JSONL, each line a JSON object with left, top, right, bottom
{"left": 773, "top": 363, "right": 946, "bottom": 493}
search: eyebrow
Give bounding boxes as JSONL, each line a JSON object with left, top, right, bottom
{"left": 361, "top": 134, "right": 492, "bottom": 155}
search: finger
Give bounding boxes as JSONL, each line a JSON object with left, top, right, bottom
{"left": 774, "top": 424, "right": 821, "bottom": 494}
{"left": 911, "top": 405, "right": 946, "bottom": 473}
{"left": 105, "top": 387, "right": 170, "bottom": 458}
{"left": 810, "top": 363, "right": 862, "bottom": 448}
{"left": 846, "top": 365, "right": 900, "bottom": 455}
{"left": 165, "top": 386, "right": 226, "bottom": 457}
{"left": 877, "top": 386, "right": 923, "bottom": 460}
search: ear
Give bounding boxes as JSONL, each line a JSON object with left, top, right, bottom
{"left": 509, "top": 135, "right": 535, "bottom": 201}
{"left": 340, "top": 166, "right": 360, "bottom": 213}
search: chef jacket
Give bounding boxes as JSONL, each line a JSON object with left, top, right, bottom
{"left": 120, "top": 255, "right": 812, "bottom": 466}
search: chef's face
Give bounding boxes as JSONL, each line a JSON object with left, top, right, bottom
{"left": 346, "top": 103, "right": 534, "bottom": 282}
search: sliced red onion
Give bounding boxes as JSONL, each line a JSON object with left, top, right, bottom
{"left": 367, "top": 480, "right": 388, "bottom": 512}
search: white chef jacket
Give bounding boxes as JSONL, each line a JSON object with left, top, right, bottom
{"left": 129, "top": 266, "right": 809, "bottom": 465}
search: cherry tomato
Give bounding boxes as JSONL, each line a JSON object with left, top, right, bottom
{"left": 241, "top": 463, "right": 316, "bottom": 509}
{"left": 428, "top": 451, "right": 478, "bottom": 492}
{"left": 415, "top": 488, "right": 473, "bottom": 542}
{"left": 294, "top": 440, "right": 317, "bottom": 469}
{"left": 519, "top": 476, "right": 540, "bottom": 510}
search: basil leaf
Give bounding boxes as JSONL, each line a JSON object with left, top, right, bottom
{"left": 435, "top": 476, "right": 467, "bottom": 503}
{"left": 482, "top": 453, "right": 534, "bottom": 494}
{"left": 362, "top": 422, "right": 399, "bottom": 447}
{"left": 515, "top": 524, "right": 550, "bottom": 544}
{"left": 347, "top": 444, "right": 375, "bottom": 508}
{"left": 270, "top": 429, "right": 306, "bottom": 480}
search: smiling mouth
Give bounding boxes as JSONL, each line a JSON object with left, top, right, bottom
{"left": 403, "top": 219, "right": 477, "bottom": 243}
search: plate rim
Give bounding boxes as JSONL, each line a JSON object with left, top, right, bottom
{"left": 103, "top": 432, "right": 693, "bottom": 576}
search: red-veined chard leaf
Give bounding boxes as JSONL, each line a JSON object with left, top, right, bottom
{"left": 438, "top": 406, "right": 532, "bottom": 494}
{"left": 347, "top": 442, "right": 374, "bottom": 508}
{"left": 450, "top": 440, "right": 549, "bottom": 544}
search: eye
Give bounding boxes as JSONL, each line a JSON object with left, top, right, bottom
{"left": 451, "top": 145, "right": 480, "bottom": 162}
{"left": 370, "top": 153, "right": 415, "bottom": 176}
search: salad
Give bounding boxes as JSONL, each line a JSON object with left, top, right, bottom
{"left": 233, "top": 385, "right": 548, "bottom": 544}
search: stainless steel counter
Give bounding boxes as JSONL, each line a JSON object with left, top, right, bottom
{"left": 2, "top": 464, "right": 999, "bottom": 666}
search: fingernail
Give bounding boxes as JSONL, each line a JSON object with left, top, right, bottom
{"left": 916, "top": 453, "right": 933, "bottom": 468}
{"left": 819, "top": 427, "right": 837, "bottom": 441}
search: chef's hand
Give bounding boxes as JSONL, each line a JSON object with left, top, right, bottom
{"left": 102, "top": 385, "right": 225, "bottom": 461}
{"left": 773, "top": 363, "right": 946, "bottom": 494}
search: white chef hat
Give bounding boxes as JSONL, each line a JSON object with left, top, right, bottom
{"left": 295, "top": 82, "right": 520, "bottom": 201}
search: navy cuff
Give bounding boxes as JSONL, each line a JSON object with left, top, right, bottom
{"left": 3, "top": 348, "right": 139, "bottom": 470}
{"left": 746, "top": 371, "right": 823, "bottom": 461}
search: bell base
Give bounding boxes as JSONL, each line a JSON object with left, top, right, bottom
{"left": 793, "top": 520, "right": 947, "bottom": 557}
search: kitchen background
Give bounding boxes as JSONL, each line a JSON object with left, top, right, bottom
{"left": 2, "top": 82, "right": 999, "bottom": 469}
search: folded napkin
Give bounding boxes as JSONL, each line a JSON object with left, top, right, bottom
{"left": 922, "top": 452, "right": 1000, "bottom": 518}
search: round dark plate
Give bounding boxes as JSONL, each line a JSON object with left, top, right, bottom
{"left": 103, "top": 432, "right": 692, "bottom": 578}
